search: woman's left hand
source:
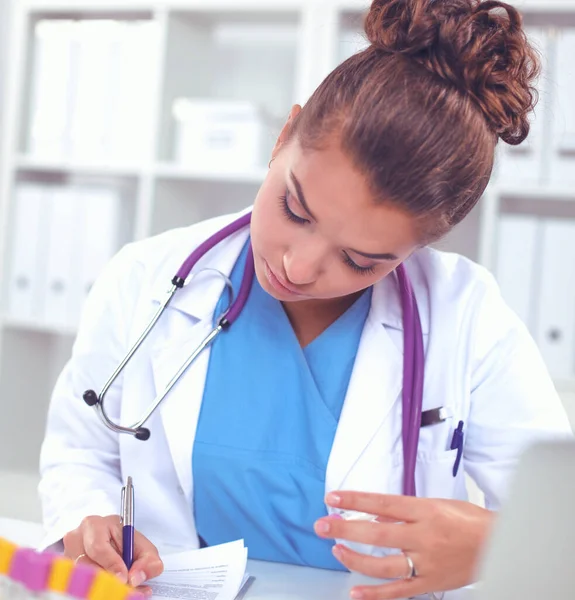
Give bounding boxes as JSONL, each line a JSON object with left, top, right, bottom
{"left": 314, "top": 492, "right": 495, "bottom": 600}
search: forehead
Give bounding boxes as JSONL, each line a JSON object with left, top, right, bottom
{"left": 285, "top": 140, "right": 419, "bottom": 255}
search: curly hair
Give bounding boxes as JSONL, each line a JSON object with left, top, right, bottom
{"left": 287, "top": 0, "right": 540, "bottom": 241}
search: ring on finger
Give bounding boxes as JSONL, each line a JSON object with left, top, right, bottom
{"left": 75, "top": 553, "right": 87, "bottom": 565}
{"left": 401, "top": 552, "right": 417, "bottom": 579}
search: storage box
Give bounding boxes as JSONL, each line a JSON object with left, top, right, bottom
{"left": 173, "top": 98, "right": 272, "bottom": 171}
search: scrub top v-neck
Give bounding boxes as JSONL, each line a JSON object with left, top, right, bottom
{"left": 192, "top": 240, "right": 372, "bottom": 570}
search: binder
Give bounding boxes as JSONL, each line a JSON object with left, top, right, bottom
{"left": 494, "top": 214, "right": 541, "bottom": 332}
{"left": 6, "top": 184, "right": 49, "bottom": 321}
{"left": 535, "top": 219, "right": 575, "bottom": 381}
{"left": 496, "top": 27, "right": 548, "bottom": 186}
{"left": 68, "top": 21, "right": 115, "bottom": 161}
{"left": 28, "top": 20, "right": 75, "bottom": 158}
{"left": 40, "top": 186, "right": 79, "bottom": 328}
{"left": 71, "top": 187, "right": 121, "bottom": 324}
{"left": 104, "top": 21, "right": 159, "bottom": 162}
{"left": 550, "top": 27, "right": 575, "bottom": 184}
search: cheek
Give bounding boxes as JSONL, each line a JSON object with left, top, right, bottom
{"left": 252, "top": 186, "right": 287, "bottom": 248}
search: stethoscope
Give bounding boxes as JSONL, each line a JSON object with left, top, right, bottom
{"left": 83, "top": 211, "right": 424, "bottom": 497}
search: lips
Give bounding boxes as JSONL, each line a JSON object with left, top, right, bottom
{"left": 264, "top": 261, "right": 303, "bottom": 297}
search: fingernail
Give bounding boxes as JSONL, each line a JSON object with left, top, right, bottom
{"left": 144, "top": 589, "right": 153, "bottom": 597}
{"left": 332, "top": 544, "right": 344, "bottom": 560}
{"left": 351, "top": 590, "right": 364, "bottom": 599}
{"left": 314, "top": 520, "right": 330, "bottom": 534}
{"left": 114, "top": 572, "right": 128, "bottom": 584}
{"left": 326, "top": 493, "right": 341, "bottom": 506}
{"left": 331, "top": 513, "right": 344, "bottom": 520}
{"left": 130, "top": 571, "right": 146, "bottom": 587}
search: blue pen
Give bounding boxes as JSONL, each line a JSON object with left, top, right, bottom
{"left": 121, "top": 476, "right": 135, "bottom": 570}
{"left": 450, "top": 421, "right": 465, "bottom": 477}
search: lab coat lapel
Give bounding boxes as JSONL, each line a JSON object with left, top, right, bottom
{"left": 149, "top": 227, "right": 249, "bottom": 503}
{"left": 326, "top": 274, "right": 404, "bottom": 492}
{"left": 151, "top": 317, "right": 215, "bottom": 505}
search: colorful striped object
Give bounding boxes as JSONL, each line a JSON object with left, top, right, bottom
{"left": 0, "top": 537, "right": 145, "bottom": 600}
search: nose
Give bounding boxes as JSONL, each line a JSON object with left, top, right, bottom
{"left": 283, "top": 245, "right": 322, "bottom": 286}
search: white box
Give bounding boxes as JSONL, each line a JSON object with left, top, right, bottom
{"left": 173, "top": 99, "right": 270, "bottom": 171}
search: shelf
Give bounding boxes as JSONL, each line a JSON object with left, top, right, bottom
{"left": 1, "top": 315, "right": 78, "bottom": 337}
{"left": 494, "top": 184, "right": 575, "bottom": 201}
{"left": 16, "top": 155, "right": 144, "bottom": 178}
{"left": 21, "top": 0, "right": 306, "bottom": 11}
{"left": 155, "top": 162, "right": 267, "bottom": 183}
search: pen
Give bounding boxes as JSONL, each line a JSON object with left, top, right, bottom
{"left": 121, "top": 476, "right": 135, "bottom": 570}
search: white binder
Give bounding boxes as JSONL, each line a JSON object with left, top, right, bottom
{"left": 550, "top": 27, "right": 575, "bottom": 184}
{"left": 535, "top": 219, "right": 575, "bottom": 382}
{"left": 6, "top": 184, "right": 49, "bottom": 321}
{"left": 495, "top": 27, "right": 548, "bottom": 186}
{"left": 105, "top": 21, "right": 159, "bottom": 162}
{"left": 494, "top": 214, "right": 541, "bottom": 332}
{"left": 70, "top": 187, "right": 121, "bottom": 324}
{"left": 40, "top": 186, "right": 79, "bottom": 328}
{"left": 28, "top": 20, "right": 75, "bottom": 158}
{"left": 68, "top": 21, "right": 115, "bottom": 161}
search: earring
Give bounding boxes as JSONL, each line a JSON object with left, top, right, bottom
{"left": 268, "top": 157, "right": 275, "bottom": 169}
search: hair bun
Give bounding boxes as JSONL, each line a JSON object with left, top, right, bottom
{"left": 364, "top": 0, "right": 540, "bottom": 145}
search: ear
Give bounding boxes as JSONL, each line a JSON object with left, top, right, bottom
{"left": 270, "top": 104, "right": 302, "bottom": 162}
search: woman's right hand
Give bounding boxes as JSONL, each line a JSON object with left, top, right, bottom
{"left": 63, "top": 515, "right": 164, "bottom": 595}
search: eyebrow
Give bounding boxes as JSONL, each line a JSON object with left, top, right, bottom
{"left": 288, "top": 170, "right": 399, "bottom": 262}
{"left": 290, "top": 171, "right": 317, "bottom": 221}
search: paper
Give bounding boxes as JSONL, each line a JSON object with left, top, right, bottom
{"left": 150, "top": 540, "right": 253, "bottom": 600}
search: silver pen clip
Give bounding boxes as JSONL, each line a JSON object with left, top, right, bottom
{"left": 121, "top": 484, "right": 126, "bottom": 526}
{"left": 122, "top": 476, "right": 134, "bottom": 527}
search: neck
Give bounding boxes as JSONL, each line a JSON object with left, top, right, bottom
{"left": 282, "top": 291, "right": 365, "bottom": 348}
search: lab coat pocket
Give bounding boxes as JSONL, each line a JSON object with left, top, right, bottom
{"left": 337, "top": 450, "right": 464, "bottom": 561}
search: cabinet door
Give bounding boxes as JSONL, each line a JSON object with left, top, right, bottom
{"left": 495, "top": 214, "right": 541, "bottom": 333}
{"left": 550, "top": 27, "right": 575, "bottom": 185}
{"left": 535, "top": 219, "right": 575, "bottom": 382}
{"left": 495, "top": 27, "right": 549, "bottom": 186}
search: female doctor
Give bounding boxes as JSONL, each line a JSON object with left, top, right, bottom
{"left": 39, "top": 0, "right": 572, "bottom": 598}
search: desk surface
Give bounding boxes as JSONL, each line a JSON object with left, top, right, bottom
{"left": 0, "top": 517, "right": 474, "bottom": 600}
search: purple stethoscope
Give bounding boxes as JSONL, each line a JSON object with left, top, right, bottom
{"left": 83, "top": 211, "right": 424, "bottom": 497}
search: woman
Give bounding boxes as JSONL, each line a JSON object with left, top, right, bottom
{"left": 39, "top": 1, "right": 572, "bottom": 599}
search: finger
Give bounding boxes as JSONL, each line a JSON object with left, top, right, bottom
{"left": 314, "top": 518, "right": 415, "bottom": 549}
{"left": 128, "top": 532, "right": 163, "bottom": 587}
{"left": 74, "top": 553, "right": 102, "bottom": 571}
{"left": 331, "top": 545, "right": 415, "bottom": 580}
{"left": 136, "top": 585, "right": 153, "bottom": 597}
{"left": 350, "top": 579, "right": 427, "bottom": 600}
{"left": 326, "top": 492, "right": 423, "bottom": 523}
{"left": 82, "top": 520, "right": 128, "bottom": 583}
{"left": 63, "top": 532, "right": 86, "bottom": 562}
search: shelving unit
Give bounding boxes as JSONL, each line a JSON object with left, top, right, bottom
{"left": 0, "top": 0, "right": 574, "bottom": 514}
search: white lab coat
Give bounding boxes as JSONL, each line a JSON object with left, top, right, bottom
{"left": 39, "top": 207, "right": 572, "bottom": 556}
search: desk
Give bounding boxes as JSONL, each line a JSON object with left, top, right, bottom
{"left": 0, "top": 518, "right": 474, "bottom": 600}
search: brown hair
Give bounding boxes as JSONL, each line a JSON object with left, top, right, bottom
{"left": 288, "top": 0, "right": 540, "bottom": 241}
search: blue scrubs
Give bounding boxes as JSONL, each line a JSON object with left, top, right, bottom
{"left": 192, "top": 240, "right": 372, "bottom": 570}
